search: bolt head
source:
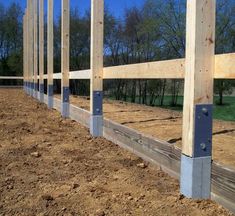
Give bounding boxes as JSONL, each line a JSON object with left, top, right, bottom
{"left": 200, "top": 143, "right": 207, "bottom": 150}
{"left": 202, "top": 108, "right": 208, "bottom": 115}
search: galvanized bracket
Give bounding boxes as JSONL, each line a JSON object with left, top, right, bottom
{"left": 92, "top": 91, "right": 103, "bottom": 116}
{"left": 47, "top": 85, "right": 54, "bottom": 97}
{"left": 62, "top": 87, "right": 70, "bottom": 103}
{"left": 193, "top": 104, "right": 213, "bottom": 158}
{"left": 39, "top": 84, "right": 44, "bottom": 93}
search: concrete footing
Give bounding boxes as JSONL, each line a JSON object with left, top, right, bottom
{"left": 180, "top": 154, "right": 211, "bottom": 199}
{"left": 34, "top": 83, "right": 38, "bottom": 99}
{"left": 47, "top": 85, "right": 53, "bottom": 109}
{"left": 90, "top": 115, "right": 103, "bottom": 137}
{"left": 40, "top": 93, "right": 44, "bottom": 103}
{"left": 30, "top": 83, "right": 34, "bottom": 97}
{"left": 48, "top": 96, "right": 53, "bottom": 109}
{"left": 39, "top": 84, "right": 44, "bottom": 103}
{"left": 62, "top": 102, "right": 70, "bottom": 118}
{"left": 61, "top": 87, "right": 70, "bottom": 118}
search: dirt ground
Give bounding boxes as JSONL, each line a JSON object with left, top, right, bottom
{"left": 0, "top": 89, "right": 234, "bottom": 216}
{"left": 65, "top": 95, "right": 235, "bottom": 168}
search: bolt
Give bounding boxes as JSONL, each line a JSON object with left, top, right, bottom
{"left": 202, "top": 107, "right": 208, "bottom": 115}
{"left": 200, "top": 143, "right": 206, "bottom": 150}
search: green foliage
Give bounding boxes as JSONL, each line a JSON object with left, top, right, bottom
{"left": 1, "top": 0, "right": 235, "bottom": 114}
{"left": 0, "top": 2, "right": 23, "bottom": 76}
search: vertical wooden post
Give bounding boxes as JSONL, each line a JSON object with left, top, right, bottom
{"left": 39, "top": 0, "right": 44, "bottom": 102}
{"left": 25, "top": 8, "right": 29, "bottom": 94}
{"left": 25, "top": 4, "right": 29, "bottom": 94}
{"left": 90, "top": 0, "right": 104, "bottom": 137}
{"left": 34, "top": 0, "right": 38, "bottom": 99}
{"left": 47, "top": 0, "right": 54, "bottom": 108}
{"left": 29, "top": 0, "right": 34, "bottom": 96}
{"left": 61, "top": 0, "right": 70, "bottom": 117}
{"left": 181, "top": 0, "right": 215, "bottom": 199}
{"left": 23, "top": 14, "right": 26, "bottom": 91}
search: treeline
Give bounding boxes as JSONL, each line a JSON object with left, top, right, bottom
{"left": 1, "top": 0, "right": 235, "bottom": 105}
{"left": 0, "top": 3, "right": 23, "bottom": 85}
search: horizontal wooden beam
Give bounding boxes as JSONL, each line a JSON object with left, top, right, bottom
{"left": 104, "top": 58, "right": 185, "bottom": 79}
{"left": 0, "top": 76, "right": 24, "bottom": 80}
{"left": 36, "top": 53, "right": 235, "bottom": 80}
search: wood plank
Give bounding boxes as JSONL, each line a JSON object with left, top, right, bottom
{"left": 182, "top": 0, "right": 215, "bottom": 156}
{"left": 61, "top": 0, "right": 70, "bottom": 88}
{"left": 103, "top": 119, "right": 181, "bottom": 178}
{"left": 61, "top": 0, "right": 70, "bottom": 117}
{"left": 70, "top": 104, "right": 90, "bottom": 128}
{"left": 47, "top": 0, "right": 54, "bottom": 87}
{"left": 23, "top": 14, "right": 26, "bottom": 85}
{"left": 89, "top": 0, "right": 104, "bottom": 136}
{"left": 28, "top": 0, "right": 34, "bottom": 94}
{"left": 0, "top": 77, "right": 24, "bottom": 80}
{"left": 212, "top": 162, "right": 235, "bottom": 212}
{"left": 90, "top": 0, "right": 104, "bottom": 110}
{"left": 35, "top": 53, "right": 235, "bottom": 80}
{"left": 104, "top": 59, "right": 185, "bottom": 79}
{"left": 25, "top": 6, "right": 29, "bottom": 87}
{"left": 33, "top": 0, "right": 38, "bottom": 95}
{"left": 104, "top": 53, "right": 235, "bottom": 79}
{"left": 25, "top": 5, "right": 29, "bottom": 87}
{"left": 39, "top": 0, "right": 44, "bottom": 86}
{"left": 215, "top": 53, "right": 235, "bottom": 79}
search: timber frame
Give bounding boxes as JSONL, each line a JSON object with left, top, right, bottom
{"left": 0, "top": 0, "right": 234, "bottom": 213}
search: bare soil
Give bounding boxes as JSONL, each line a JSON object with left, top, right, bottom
{"left": 0, "top": 89, "right": 234, "bottom": 216}
{"left": 66, "top": 95, "right": 235, "bottom": 168}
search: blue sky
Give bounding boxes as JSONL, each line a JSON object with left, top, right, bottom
{"left": 0, "top": 0, "right": 144, "bottom": 18}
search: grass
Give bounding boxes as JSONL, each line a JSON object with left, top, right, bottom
{"left": 106, "top": 95, "right": 235, "bottom": 122}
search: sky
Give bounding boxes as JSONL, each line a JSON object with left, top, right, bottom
{"left": 0, "top": 0, "right": 144, "bottom": 18}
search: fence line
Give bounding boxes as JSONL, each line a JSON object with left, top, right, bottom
{"left": 4, "top": 0, "right": 232, "bottom": 213}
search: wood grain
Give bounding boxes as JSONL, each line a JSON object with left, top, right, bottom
{"left": 39, "top": 0, "right": 44, "bottom": 85}
{"left": 90, "top": 0, "right": 104, "bottom": 113}
{"left": 33, "top": 53, "right": 235, "bottom": 80}
{"left": 47, "top": 0, "right": 53, "bottom": 86}
{"left": 182, "top": 0, "right": 215, "bottom": 156}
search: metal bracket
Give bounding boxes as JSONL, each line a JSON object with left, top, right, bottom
{"left": 62, "top": 87, "right": 70, "bottom": 103}
{"left": 93, "top": 91, "right": 103, "bottom": 116}
{"left": 193, "top": 104, "right": 213, "bottom": 158}
{"left": 34, "top": 83, "right": 38, "bottom": 91}
{"left": 39, "top": 84, "right": 44, "bottom": 93}
{"left": 47, "top": 85, "right": 53, "bottom": 97}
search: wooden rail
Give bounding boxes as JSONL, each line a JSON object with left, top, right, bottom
{"left": 0, "top": 76, "right": 23, "bottom": 80}
{"left": 34, "top": 53, "right": 235, "bottom": 80}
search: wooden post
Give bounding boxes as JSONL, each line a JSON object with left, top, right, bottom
{"left": 33, "top": 0, "right": 38, "bottom": 99}
{"left": 90, "top": 0, "right": 104, "bottom": 137}
{"left": 39, "top": 0, "right": 44, "bottom": 102}
{"left": 25, "top": 6, "right": 29, "bottom": 94}
{"left": 23, "top": 14, "right": 26, "bottom": 91}
{"left": 61, "top": 0, "right": 70, "bottom": 117}
{"left": 181, "top": 0, "right": 215, "bottom": 199}
{"left": 28, "top": 0, "right": 34, "bottom": 96}
{"left": 47, "top": 0, "right": 54, "bottom": 108}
